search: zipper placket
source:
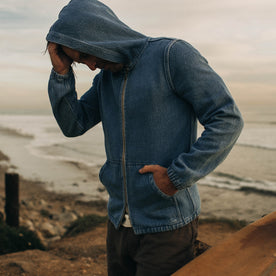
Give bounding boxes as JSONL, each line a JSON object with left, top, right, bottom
{"left": 120, "top": 70, "right": 129, "bottom": 223}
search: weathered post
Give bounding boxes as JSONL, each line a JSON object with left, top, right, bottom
{"left": 5, "top": 173, "right": 19, "bottom": 227}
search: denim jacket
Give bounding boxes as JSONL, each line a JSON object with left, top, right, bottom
{"left": 47, "top": 0, "right": 243, "bottom": 234}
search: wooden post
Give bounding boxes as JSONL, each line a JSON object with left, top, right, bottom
{"left": 5, "top": 173, "right": 19, "bottom": 227}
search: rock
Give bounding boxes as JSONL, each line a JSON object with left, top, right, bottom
{"left": 35, "top": 230, "right": 46, "bottom": 245}
{"left": 62, "top": 205, "right": 71, "bottom": 212}
{"left": 58, "top": 212, "right": 78, "bottom": 225}
{"left": 38, "top": 199, "right": 47, "bottom": 208}
{"left": 21, "top": 199, "right": 34, "bottom": 208}
{"left": 7, "top": 261, "right": 35, "bottom": 274}
{"left": 46, "top": 236, "right": 61, "bottom": 245}
{"left": 77, "top": 211, "right": 84, "bottom": 218}
{"left": 40, "top": 209, "right": 53, "bottom": 219}
{"left": 40, "top": 222, "right": 58, "bottom": 238}
{"left": 22, "top": 219, "right": 35, "bottom": 232}
{"left": 72, "top": 209, "right": 81, "bottom": 217}
{"left": 28, "top": 211, "right": 40, "bottom": 222}
{"left": 52, "top": 222, "right": 66, "bottom": 236}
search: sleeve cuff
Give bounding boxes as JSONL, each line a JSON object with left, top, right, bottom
{"left": 51, "top": 67, "right": 73, "bottom": 81}
{"left": 167, "top": 166, "right": 186, "bottom": 190}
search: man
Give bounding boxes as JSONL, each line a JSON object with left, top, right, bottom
{"left": 47, "top": 0, "right": 243, "bottom": 275}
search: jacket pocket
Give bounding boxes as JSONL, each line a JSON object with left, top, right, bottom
{"left": 127, "top": 167, "right": 179, "bottom": 227}
{"left": 99, "top": 161, "right": 122, "bottom": 198}
{"left": 99, "top": 161, "right": 124, "bottom": 223}
{"left": 148, "top": 173, "right": 174, "bottom": 199}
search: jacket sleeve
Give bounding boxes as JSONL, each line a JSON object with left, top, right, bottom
{"left": 48, "top": 67, "right": 101, "bottom": 137}
{"left": 166, "top": 40, "right": 244, "bottom": 190}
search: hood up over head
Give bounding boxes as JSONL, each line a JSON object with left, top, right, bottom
{"left": 46, "top": 0, "right": 148, "bottom": 67}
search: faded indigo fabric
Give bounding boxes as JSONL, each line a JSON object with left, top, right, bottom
{"left": 46, "top": 0, "right": 147, "bottom": 66}
{"left": 47, "top": 0, "right": 243, "bottom": 234}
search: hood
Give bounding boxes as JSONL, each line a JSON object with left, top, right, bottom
{"left": 46, "top": 0, "right": 148, "bottom": 66}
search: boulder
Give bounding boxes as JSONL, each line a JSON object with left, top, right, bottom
{"left": 40, "top": 222, "right": 58, "bottom": 238}
{"left": 58, "top": 212, "right": 78, "bottom": 226}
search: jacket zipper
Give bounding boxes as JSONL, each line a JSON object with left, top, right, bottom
{"left": 120, "top": 70, "right": 129, "bottom": 224}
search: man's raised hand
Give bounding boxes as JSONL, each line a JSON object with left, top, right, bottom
{"left": 47, "top": 42, "right": 72, "bottom": 75}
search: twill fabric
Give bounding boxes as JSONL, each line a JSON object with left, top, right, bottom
{"left": 47, "top": 0, "right": 243, "bottom": 234}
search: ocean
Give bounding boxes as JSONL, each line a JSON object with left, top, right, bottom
{"left": 0, "top": 112, "right": 275, "bottom": 221}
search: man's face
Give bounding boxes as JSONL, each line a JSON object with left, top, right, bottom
{"left": 61, "top": 45, "right": 124, "bottom": 73}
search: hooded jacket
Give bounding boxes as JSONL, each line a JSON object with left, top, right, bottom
{"left": 47, "top": 0, "right": 243, "bottom": 234}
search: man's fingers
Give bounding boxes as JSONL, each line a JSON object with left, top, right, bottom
{"left": 47, "top": 43, "right": 60, "bottom": 62}
{"left": 47, "top": 42, "right": 58, "bottom": 55}
{"left": 47, "top": 42, "right": 72, "bottom": 75}
{"left": 139, "top": 165, "right": 159, "bottom": 174}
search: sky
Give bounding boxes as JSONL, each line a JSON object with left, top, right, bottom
{"left": 0, "top": 0, "right": 275, "bottom": 114}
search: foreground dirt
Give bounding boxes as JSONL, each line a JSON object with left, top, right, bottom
{"left": 0, "top": 221, "right": 238, "bottom": 276}
{"left": 0, "top": 226, "right": 108, "bottom": 276}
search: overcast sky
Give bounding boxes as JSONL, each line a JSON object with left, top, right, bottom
{"left": 0, "top": 0, "right": 275, "bottom": 113}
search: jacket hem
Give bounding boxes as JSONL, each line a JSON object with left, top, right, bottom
{"left": 131, "top": 211, "right": 200, "bottom": 235}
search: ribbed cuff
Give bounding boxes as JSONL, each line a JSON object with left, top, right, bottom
{"left": 167, "top": 166, "right": 186, "bottom": 190}
{"left": 51, "top": 67, "right": 73, "bottom": 81}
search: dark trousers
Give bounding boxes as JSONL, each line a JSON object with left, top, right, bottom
{"left": 107, "top": 218, "right": 198, "bottom": 276}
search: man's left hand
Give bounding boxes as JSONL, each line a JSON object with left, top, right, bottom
{"left": 139, "top": 165, "right": 177, "bottom": 196}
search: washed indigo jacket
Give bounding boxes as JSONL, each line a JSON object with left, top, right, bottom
{"left": 47, "top": 0, "right": 243, "bottom": 234}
